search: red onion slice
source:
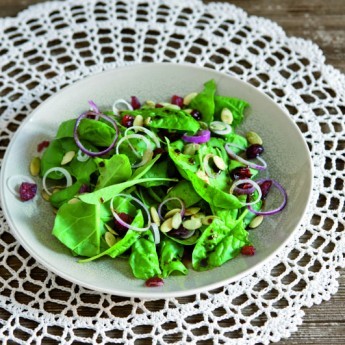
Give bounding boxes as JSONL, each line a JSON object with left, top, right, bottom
{"left": 157, "top": 197, "right": 185, "bottom": 221}
{"left": 74, "top": 111, "right": 119, "bottom": 157}
{"left": 42, "top": 167, "right": 73, "bottom": 195}
{"left": 225, "top": 143, "right": 267, "bottom": 171}
{"left": 110, "top": 194, "right": 151, "bottom": 232}
{"left": 229, "top": 178, "right": 262, "bottom": 206}
{"left": 248, "top": 179, "right": 287, "bottom": 216}
{"left": 150, "top": 223, "right": 161, "bottom": 244}
{"left": 112, "top": 99, "right": 133, "bottom": 116}
{"left": 124, "top": 126, "right": 161, "bottom": 148}
{"left": 182, "top": 129, "right": 211, "bottom": 144}
{"left": 88, "top": 100, "right": 100, "bottom": 113}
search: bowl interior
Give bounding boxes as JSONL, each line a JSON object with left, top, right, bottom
{"left": 0, "top": 63, "right": 312, "bottom": 298}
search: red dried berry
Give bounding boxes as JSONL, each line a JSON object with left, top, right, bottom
{"left": 246, "top": 144, "right": 264, "bottom": 159}
{"left": 171, "top": 95, "right": 184, "bottom": 108}
{"left": 37, "top": 140, "right": 50, "bottom": 152}
{"left": 155, "top": 103, "right": 164, "bottom": 108}
{"left": 145, "top": 277, "right": 164, "bottom": 287}
{"left": 131, "top": 96, "right": 141, "bottom": 110}
{"left": 114, "top": 212, "right": 134, "bottom": 235}
{"left": 230, "top": 167, "right": 252, "bottom": 180}
{"left": 19, "top": 182, "right": 37, "bottom": 201}
{"left": 260, "top": 180, "right": 273, "bottom": 199}
{"left": 121, "top": 114, "right": 134, "bottom": 127}
{"left": 241, "top": 245, "right": 256, "bottom": 256}
{"left": 190, "top": 109, "right": 202, "bottom": 121}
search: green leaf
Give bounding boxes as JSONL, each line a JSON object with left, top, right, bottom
{"left": 52, "top": 201, "right": 101, "bottom": 257}
{"left": 56, "top": 119, "right": 76, "bottom": 139}
{"left": 50, "top": 181, "right": 84, "bottom": 208}
{"left": 94, "top": 154, "right": 132, "bottom": 190}
{"left": 214, "top": 96, "right": 249, "bottom": 127}
{"left": 129, "top": 230, "right": 161, "bottom": 279}
{"left": 190, "top": 79, "right": 216, "bottom": 123}
{"left": 165, "top": 180, "right": 201, "bottom": 208}
{"left": 159, "top": 238, "right": 188, "bottom": 278}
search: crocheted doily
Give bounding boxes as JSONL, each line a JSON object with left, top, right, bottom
{"left": 0, "top": 1, "right": 344, "bottom": 344}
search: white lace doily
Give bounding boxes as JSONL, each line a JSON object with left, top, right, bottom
{"left": 0, "top": 1, "right": 344, "bottom": 344}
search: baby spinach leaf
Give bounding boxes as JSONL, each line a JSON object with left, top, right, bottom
{"left": 68, "top": 156, "right": 98, "bottom": 184}
{"left": 56, "top": 119, "right": 76, "bottom": 139}
{"left": 94, "top": 154, "right": 132, "bottom": 190}
{"left": 214, "top": 96, "right": 249, "bottom": 128}
{"left": 166, "top": 231, "right": 201, "bottom": 246}
{"left": 79, "top": 177, "right": 177, "bottom": 205}
{"left": 129, "top": 230, "right": 161, "bottom": 279}
{"left": 130, "top": 154, "right": 161, "bottom": 180}
{"left": 165, "top": 180, "right": 202, "bottom": 208}
{"left": 159, "top": 238, "right": 188, "bottom": 278}
{"left": 49, "top": 181, "right": 84, "bottom": 208}
{"left": 139, "top": 160, "right": 170, "bottom": 188}
{"left": 52, "top": 201, "right": 101, "bottom": 257}
{"left": 190, "top": 79, "right": 216, "bottom": 123}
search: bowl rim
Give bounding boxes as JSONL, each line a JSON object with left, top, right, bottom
{"left": 0, "top": 62, "right": 314, "bottom": 298}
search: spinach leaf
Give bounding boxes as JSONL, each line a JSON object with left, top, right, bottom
{"left": 214, "top": 96, "right": 249, "bottom": 128}
{"left": 129, "top": 230, "right": 161, "bottom": 279}
{"left": 79, "top": 177, "right": 177, "bottom": 204}
{"left": 165, "top": 180, "right": 202, "bottom": 208}
{"left": 94, "top": 154, "right": 132, "bottom": 190}
{"left": 139, "top": 160, "right": 170, "bottom": 188}
{"left": 56, "top": 119, "right": 76, "bottom": 139}
{"left": 79, "top": 210, "right": 144, "bottom": 263}
{"left": 190, "top": 79, "right": 216, "bottom": 123}
{"left": 159, "top": 238, "right": 188, "bottom": 278}
{"left": 68, "top": 156, "right": 98, "bottom": 184}
{"left": 50, "top": 181, "right": 84, "bottom": 208}
{"left": 130, "top": 154, "right": 161, "bottom": 180}
{"left": 52, "top": 201, "right": 101, "bottom": 257}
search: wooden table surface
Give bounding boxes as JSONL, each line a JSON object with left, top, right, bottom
{"left": 0, "top": 0, "right": 344, "bottom": 344}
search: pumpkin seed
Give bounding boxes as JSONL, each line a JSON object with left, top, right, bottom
{"left": 183, "top": 143, "right": 200, "bottom": 155}
{"left": 191, "top": 212, "right": 205, "bottom": 219}
{"left": 105, "top": 231, "right": 117, "bottom": 247}
{"left": 30, "top": 157, "right": 41, "bottom": 176}
{"left": 133, "top": 114, "right": 144, "bottom": 127}
{"left": 196, "top": 170, "right": 209, "bottom": 184}
{"left": 61, "top": 151, "right": 75, "bottom": 165}
{"left": 213, "top": 155, "right": 226, "bottom": 170}
{"left": 221, "top": 108, "right": 233, "bottom": 124}
{"left": 68, "top": 197, "right": 80, "bottom": 204}
{"left": 183, "top": 108, "right": 192, "bottom": 114}
{"left": 185, "top": 207, "right": 201, "bottom": 216}
{"left": 41, "top": 190, "right": 50, "bottom": 201}
{"left": 202, "top": 215, "right": 218, "bottom": 225}
{"left": 160, "top": 102, "right": 180, "bottom": 110}
{"left": 171, "top": 212, "right": 182, "bottom": 229}
{"left": 164, "top": 208, "right": 181, "bottom": 219}
{"left": 160, "top": 217, "right": 173, "bottom": 233}
{"left": 249, "top": 215, "right": 264, "bottom": 229}
{"left": 144, "top": 116, "right": 152, "bottom": 126}
{"left": 150, "top": 206, "right": 161, "bottom": 226}
{"left": 145, "top": 100, "right": 156, "bottom": 108}
{"left": 183, "top": 217, "right": 202, "bottom": 230}
{"left": 183, "top": 92, "right": 198, "bottom": 105}
{"left": 105, "top": 223, "right": 118, "bottom": 235}
{"left": 246, "top": 131, "right": 263, "bottom": 145}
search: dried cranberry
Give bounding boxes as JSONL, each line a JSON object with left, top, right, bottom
{"left": 230, "top": 167, "right": 252, "bottom": 180}
{"left": 241, "top": 245, "right": 255, "bottom": 256}
{"left": 121, "top": 114, "right": 134, "bottom": 127}
{"left": 78, "top": 184, "right": 90, "bottom": 194}
{"left": 190, "top": 109, "right": 202, "bottom": 121}
{"left": 155, "top": 103, "right": 164, "bottom": 108}
{"left": 153, "top": 147, "right": 166, "bottom": 157}
{"left": 114, "top": 213, "right": 134, "bottom": 235}
{"left": 171, "top": 95, "right": 184, "bottom": 108}
{"left": 246, "top": 144, "right": 264, "bottom": 159}
{"left": 37, "top": 140, "right": 50, "bottom": 152}
{"left": 145, "top": 277, "right": 164, "bottom": 287}
{"left": 131, "top": 96, "right": 141, "bottom": 110}
{"left": 169, "top": 226, "right": 194, "bottom": 239}
{"left": 238, "top": 183, "right": 252, "bottom": 190}
{"left": 19, "top": 182, "right": 37, "bottom": 201}
{"left": 260, "top": 180, "right": 273, "bottom": 199}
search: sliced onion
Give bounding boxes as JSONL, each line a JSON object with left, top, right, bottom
{"left": 76, "top": 149, "right": 90, "bottom": 162}
{"left": 42, "top": 167, "right": 73, "bottom": 195}
{"left": 209, "top": 121, "right": 232, "bottom": 135}
{"left": 151, "top": 223, "right": 161, "bottom": 244}
{"left": 225, "top": 143, "right": 267, "bottom": 171}
{"left": 182, "top": 129, "right": 211, "bottom": 144}
{"left": 180, "top": 229, "right": 196, "bottom": 239}
{"left": 229, "top": 178, "right": 262, "bottom": 206}
{"left": 157, "top": 197, "right": 185, "bottom": 221}
{"left": 110, "top": 193, "right": 151, "bottom": 232}
{"left": 203, "top": 154, "right": 217, "bottom": 179}
{"left": 125, "top": 126, "right": 161, "bottom": 148}
{"left": 248, "top": 179, "right": 287, "bottom": 215}
{"left": 88, "top": 100, "right": 100, "bottom": 113}
{"left": 116, "top": 133, "right": 153, "bottom": 168}
{"left": 112, "top": 99, "right": 133, "bottom": 116}
{"left": 74, "top": 111, "right": 119, "bottom": 157}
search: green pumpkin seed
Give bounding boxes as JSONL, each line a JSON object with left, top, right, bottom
{"left": 221, "top": 108, "right": 233, "bottom": 124}
{"left": 246, "top": 131, "right": 263, "bottom": 145}
{"left": 30, "top": 157, "right": 41, "bottom": 176}
{"left": 249, "top": 215, "right": 264, "bottom": 229}
{"left": 183, "top": 92, "right": 198, "bottom": 106}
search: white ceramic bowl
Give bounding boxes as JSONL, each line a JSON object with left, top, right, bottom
{"left": 0, "top": 63, "right": 313, "bottom": 298}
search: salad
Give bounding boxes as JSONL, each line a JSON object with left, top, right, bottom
{"left": 23, "top": 79, "right": 287, "bottom": 287}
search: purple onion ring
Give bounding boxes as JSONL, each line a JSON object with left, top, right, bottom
{"left": 182, "top": 129, "right": 211, "bottom": 144}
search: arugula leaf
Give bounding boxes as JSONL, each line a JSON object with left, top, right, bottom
{"left": 190, "top": 79, "right": 216, "bottom": 123}
{"left": 129, "top": 230, "right": 162, "bottom": 279}
{"left": 94, "top": 154, "right": 132, "bottom": 190}
{"left": 159, "top": 238, "right": 188, "bottom": 278}
{"left": 52, "top": 201, "right": 101, "bottom": 257}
